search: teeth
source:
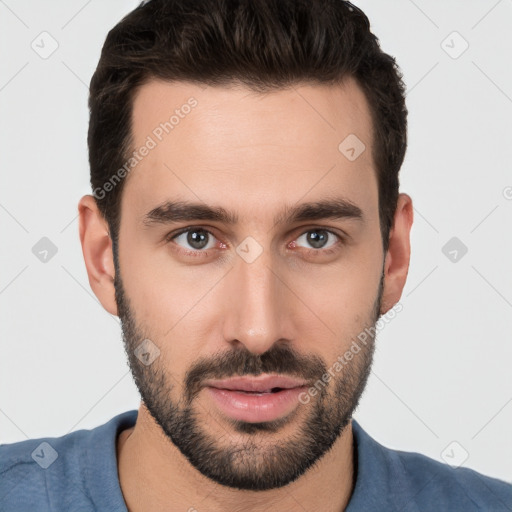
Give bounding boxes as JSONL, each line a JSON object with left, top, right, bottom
{"left": 237, "top": 389, "right": 272, "bottom": 394}
{"left": 226, "top": 387, "right": 288, "bottom": 394}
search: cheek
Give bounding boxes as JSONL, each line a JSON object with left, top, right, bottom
{"left": 303, "top": 237, "right": 382, "bottom": 300}
{"left": 118, "top": 244, "right": 216, "bottom": 375}
{"left": 118, "top": 233, "right": 201, "bottom": 323}
{"left": 292, "top": 245, "right": 381, "bottom": 356}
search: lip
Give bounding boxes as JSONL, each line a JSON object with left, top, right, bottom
{"left": 204, "top": 374, "right": 309, "bottom": 423}
{"left": 204, "top": 374, "right": 309, "bottom": 393}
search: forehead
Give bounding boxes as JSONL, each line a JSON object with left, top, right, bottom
{"left": 123, "top": 78, "right": 377, "bottom": 225}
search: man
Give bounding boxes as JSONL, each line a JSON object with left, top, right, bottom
{"left": 1, "top": 0, "right": 511, "bottom": 510}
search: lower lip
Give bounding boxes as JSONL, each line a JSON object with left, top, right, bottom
{"left": 206, "top": 386, "right": 308, "bottom": 423}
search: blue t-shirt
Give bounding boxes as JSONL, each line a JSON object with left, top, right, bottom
{"left": 1, "top": 410, "right": 511, "bottom": 511}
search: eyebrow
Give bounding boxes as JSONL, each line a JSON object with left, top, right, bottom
{"left": 142, "top": 197, "right": 364, "bottom": 228}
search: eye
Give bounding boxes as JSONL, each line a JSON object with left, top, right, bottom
{"left": 294, "top": 229, "right": 340, "bottom": 251}
{"left": 168, "top": 227, "right": 219, "bottom": 254}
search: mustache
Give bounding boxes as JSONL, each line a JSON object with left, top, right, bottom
{"left": 184, "top": 343, "right": 327, "bottom": 404}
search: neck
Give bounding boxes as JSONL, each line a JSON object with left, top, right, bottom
{"left": 117, "top": 404, "right": 355, "bottom": 512}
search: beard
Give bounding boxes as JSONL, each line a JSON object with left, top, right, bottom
{"left": 114, "top": 253, "right": 383, "bottom": 491}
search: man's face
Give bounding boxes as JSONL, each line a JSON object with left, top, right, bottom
{"left": 114, "top": 78, "right": 385, "bottom": 490}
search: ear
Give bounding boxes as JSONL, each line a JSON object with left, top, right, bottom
{"left": 78, "top": 195, "right": 118, "bottom": 316}
{"left": 380, "top": 193, "right": 414, "bottom": 314}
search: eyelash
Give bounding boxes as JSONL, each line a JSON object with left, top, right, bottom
{"left": 164, "top": 226, "right": 344, "bottom": 258}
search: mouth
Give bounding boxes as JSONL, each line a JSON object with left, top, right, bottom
{"left": 204, "top": 374, "right": 309, "bottom": 393}
{"left": 226, "top": 388, "right": 286, "bottom": 395}
{"left": 203, "top": 374, "right": 310, "bottom": 423}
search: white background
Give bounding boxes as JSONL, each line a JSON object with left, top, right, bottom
{"left": 1, "top": 0, "right": 511, "bottom": 484}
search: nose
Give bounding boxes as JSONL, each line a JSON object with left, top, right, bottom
{"left": 221, "top": 247, "right": 289, "bottom": 356}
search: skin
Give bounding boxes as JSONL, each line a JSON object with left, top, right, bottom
{"left": 79, "top": 77, "right": 413, "bottom": 512}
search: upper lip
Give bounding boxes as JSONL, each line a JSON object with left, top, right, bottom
{"left": 205, "top": 374, "right": 309, "bottom": 392}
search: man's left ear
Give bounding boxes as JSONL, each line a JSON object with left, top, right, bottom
{"left": 380, "top": 193, "right": 414, "bottom": 315}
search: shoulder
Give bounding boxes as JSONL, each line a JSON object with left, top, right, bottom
{"left": 395, "top": 446, "right": 512, "bottom": 510}
{"left": 351, "top": 420, "right": 512, "bottom": 511}
{"left": 0, "top": 428, "right": 92, "bottom": 511}
{"left": 0, "top": 410, "right": 137, "bottom": 512}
